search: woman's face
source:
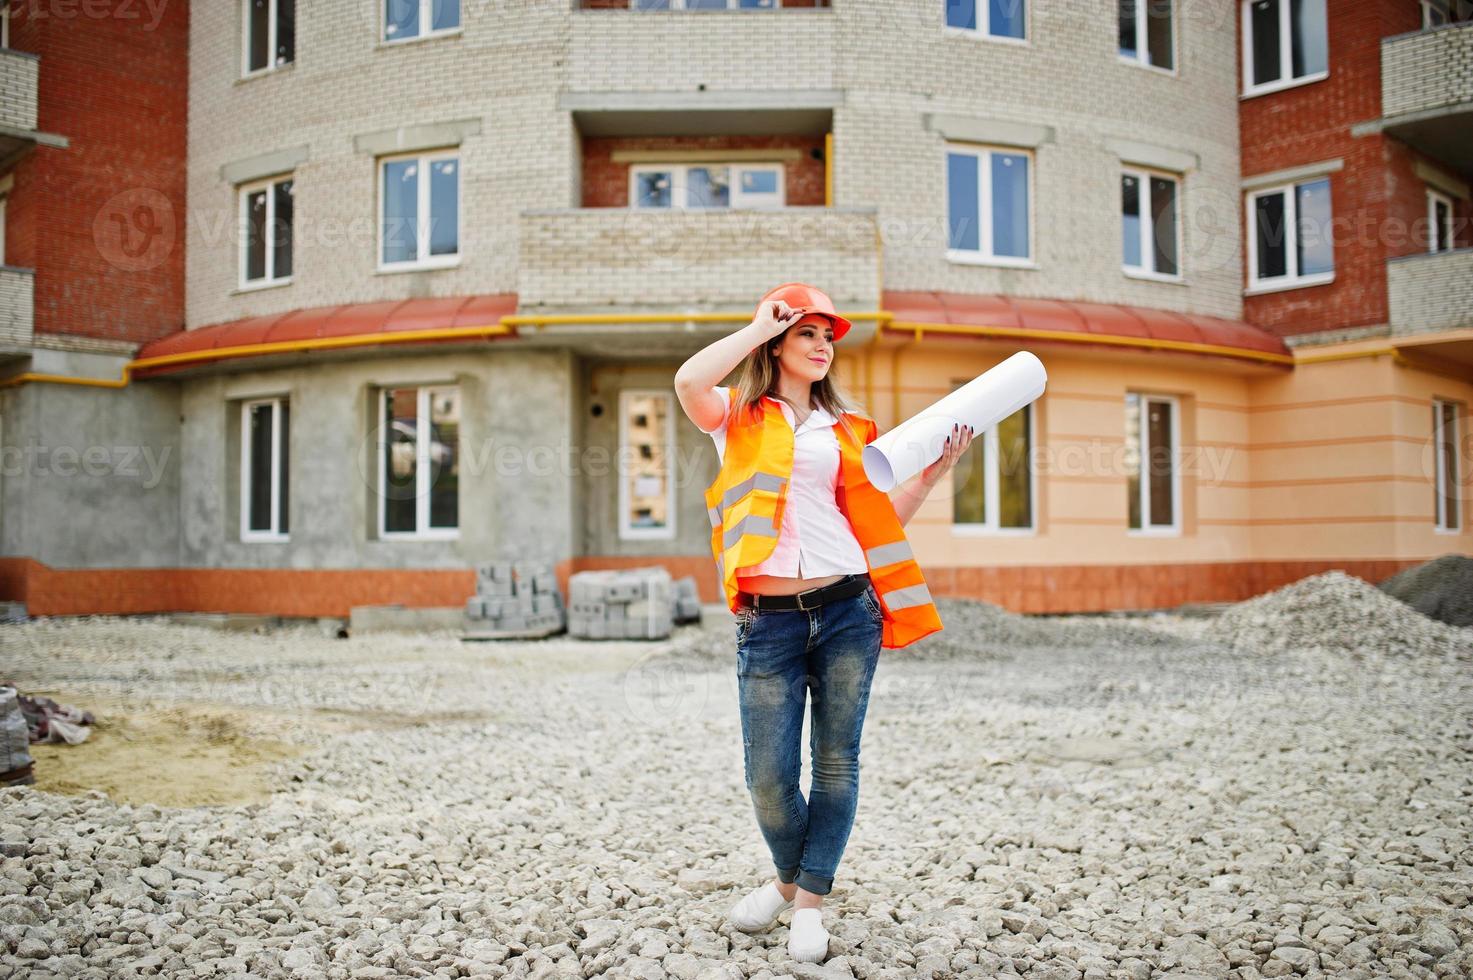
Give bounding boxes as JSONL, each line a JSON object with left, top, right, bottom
{"left": 769, "top": 313, "right": 835, "bottom": 382}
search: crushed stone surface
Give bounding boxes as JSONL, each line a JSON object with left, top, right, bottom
{"left": 2, "top": 572, "right": 1471, "bottom": 979}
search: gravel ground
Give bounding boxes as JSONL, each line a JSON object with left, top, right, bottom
{"left": 2, "top": 574, "right": 1472, "bottom": 980}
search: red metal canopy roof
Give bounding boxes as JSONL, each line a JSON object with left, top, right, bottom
{"left": 133, "top": 294, "right": 519, "bottom": 371}
{"left": 882, "top": 291, "right": 1291, "bottom": 360}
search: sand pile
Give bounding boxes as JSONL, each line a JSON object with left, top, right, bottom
{"left": 1379, "top": 554, "right": 1473, "bottom": 628}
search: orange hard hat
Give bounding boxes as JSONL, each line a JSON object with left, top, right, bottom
{"left": 756, "top": 282, "right": 852, "bottom": 342}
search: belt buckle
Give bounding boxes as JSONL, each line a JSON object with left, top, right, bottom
{"left": 795, "top": 585, "right": 824, "bottom": 611}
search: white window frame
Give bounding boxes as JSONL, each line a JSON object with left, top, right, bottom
{"left": 1419, "top": 0, "right": 1471, "bottom": 27}
{"left": 377, "top": 149, "right": 461, "bottom": 272}
{"left": 238, "top": 174, "right": 294, "bottom": 291}
{"left": 1118, "top": 0, "right": 1177, "bottom": 75}
{"left": 241, "top": 0, "right": 293, "bottom": 78}
{"left": 951, "top": 400, "right": 1037, "bottom": 536}
{"left": 1125, "top": 392, "right": 1181, "bottom": 536}
{"left": 1433, "top": 399, "right": 1463, "bottom": 533}
{"left": 941, "top": 0, "right": 1029, "bottom": 44}
{"left": 628, "top": 162, "right": 785, "bottom": 210}
{"left": 382, "top": 0, "right": 462, "bottom": 44}
{"left": 1427, "top": 187, "right": 1455, "bottom": 254}
{"left": 240, "top": 397, "right": 289, "bottom": 543}
{"left": 1240, "top": 0, "right": 1328, "bottom": 98}
{"left": 376, "top": 385, "right": 460, "bottom": 541}
{"left": 1237, "top": 0, "right": 1331, "bottom": 97}
{"left": 1121, "top": 166, "right": 1183, "bottom": 281}
{"left": 1245, "top": 177, "right": 1335, "bottom": 294}
{"left": 944, "top": 142, "right": 1036, "bottom": 268}
{"left": 617, "top": 388, "right": 677, "bottom": 541}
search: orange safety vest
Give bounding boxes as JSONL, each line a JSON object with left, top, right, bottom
{"left": 704, "top": 388, "right": 943, "bottom": 650}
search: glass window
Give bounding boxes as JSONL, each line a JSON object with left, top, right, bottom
{"left": 244, "top": 0, "right": 294, "bottom": 74}
{"left": 1125, "top": 393, "right": 1178, "bottom": 532}
{"left": 1247, "top": 175, "right": 1333, "bottom": 290}
{"left": 630, "top": 163, "right": 783, "bottom": 209}
{"left": 380, "top": 385, "right": 459, "bottom": 537}
{"left": 1122, "top": 169, "right": 1180, "bottom": 277}
{"left": 952, "top": 380, "right": 1034, "bottom": 532}
{"left": 1244, "top": 0, "right": 1327, "bottom": 95}
{"left": 381, "top": 151, "right": 460, "bottom": 268}
{"left": 1433, "top": 399, "right": 1462, "bottom": 532}
{"left": 241, "top": 398, "right": 289, "bottom": 540}
{"left": 240, "top": 176, "right": 293, "bottom": 287}
{"left": 1119, "top": 0, "right": 1173, "bottom": 70}
{"left": 946, "top": 144, "right": 1032, "bottom": 264}
{"left": 945, "top": 0, "right": 1026, "bottom": 40}
{"left": 385, "top": 0, "right": 459, "bottom": 41}
{"left": 1428, "top": 188, "right": 1455, "bottom": 253}
{"left": 620, "top": 390, "right": 675, "bottom": 539}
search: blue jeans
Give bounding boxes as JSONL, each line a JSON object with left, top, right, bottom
{"left": 733, "top": 580, "right": 885, "bottom": 896}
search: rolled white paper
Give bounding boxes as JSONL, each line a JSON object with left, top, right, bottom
{"left": 863, "top": 350, "right": 1047, "bottom": 492}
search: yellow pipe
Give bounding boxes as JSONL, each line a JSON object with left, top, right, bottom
{"left": 884, "top": 320, "right": 1296, "bottom": 367}
{"left": 1293, "top": 346, "right": 1394, "bottom": 365}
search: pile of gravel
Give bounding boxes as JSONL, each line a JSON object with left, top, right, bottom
{"left": 1215, "top": 570, "right": 1473, "bottom": 660}
{"left": 1379, "top": 554, "right": 1473, "bottom": 628}
{"left": 910, "top": 597, "right": 1185, "bottom": 660}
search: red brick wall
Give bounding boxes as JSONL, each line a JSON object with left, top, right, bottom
{"left": 1238, "top": 0, "right": 1424, "bottom": 338}
{"left": 581, "top": 135, "right": 826, "bottom": 208}
{"left": 6, "top": 0, "right": 188, "bottom": 345}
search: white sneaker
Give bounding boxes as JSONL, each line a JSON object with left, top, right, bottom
{"left": 787, "top": 907, "right": 830, "bottom": 962}
{"left": 727, "top": 881, "right": 793, "bottom": 932}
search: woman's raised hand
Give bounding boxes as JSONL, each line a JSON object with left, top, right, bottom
{"left": 751, "top": 299, "right": 804, "bottom": 340}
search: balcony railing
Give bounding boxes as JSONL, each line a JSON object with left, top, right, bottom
{"left": 1381, "top": 21, "right": 1473, "bottom": 119}
{"left": 517, "top": 206, "right": 878, "bottom": 314}
{"left": 1387, "top": 248, "right": 1473, "bottom": 337}
{"left": 0, "top": 48, "right": 39, "bottom": 133}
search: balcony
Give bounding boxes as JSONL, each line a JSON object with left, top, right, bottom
{"left": 0, "top": 48, "right": 68, "bottom": 170}
{"left": 0, "top": 265, "right": 35, "bottom": 353}
{"left": 1387, "top": 248, "right": 1473, "bottom": 337}
{"left": 568, "top": 3, "right": 836, "bottom": 137}
{"left": 516, "top": 207, "right": 879, "bottom": 348}
{"left": 1377, "top": 22, "right": 1473, "bottom": 168}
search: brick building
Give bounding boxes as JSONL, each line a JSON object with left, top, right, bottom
{"left": 0, "top": 0, "right": 1467, "bottom": 617}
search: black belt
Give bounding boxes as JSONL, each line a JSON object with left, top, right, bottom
{"left": 737, "top": 573, "right": 869, "bottom": 612}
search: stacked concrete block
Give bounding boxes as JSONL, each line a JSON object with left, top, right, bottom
{"left": 567, "top": 567, "right": 680, "bottom": 640}
{"left": 463, "top": 561, "right": 566, "bottom": 640}
{"left": 673, "top": 576, "right": 702, "bottom": 624}
{"left": 1, "top": 687, "right": 34, "bottom": 786}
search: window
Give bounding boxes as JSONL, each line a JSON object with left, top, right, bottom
{"left": 1246, "top": 176, "right": 1333, "bottom": 292}
{"left": 1433, "top": 399, "right": 1462, "bottom": 532}
{"left": 1125, "top": 393, "right": 1179, "bottom": 533}
{"left": 944, "top": 0, "right": 1026, "bottom": 41}
{"left": 241, "top": 398, "right": 290, "bottom": 541}
{"left": 619, "top": 390, "right": 676, "bottom": 540}
{"left": 946, "top": 144, "right": 1032, "bottom": 266}
{"left": 632, "top": 0, "right": 779, "bottom": 8}
{"left": 1119, "top": 0, "right": 1173, "bottom": 71}
{"left": 239, "top": 175, "right": 294, "bottom": 288}
{"left": 378, "top": 385, "right": 460, "bottom": 538}
{"left": 243, "top": 0, "right": 295, "bottom": 75}
{"left": 1422, "top": 0, "right": 1473, "bottom": 28}
{"left": 384, "top": 0, "right": 459, "bottom": 42}
{"left": 952, "top": 394, "right": 1035, "bottom": 533}
{"left": 380, "top": 151, "right": 460, "bottom": 269}
{"left": 630, "top": 164, "right": 784, "bottom": 210}
{"left": 1242, "top": 0, "right": 1327, "bottom": 96}
{"left": 1, "top": 3, "right": 9, "bottom": 49}
{"left": 1122, "top": 168, "right": 1180, "bottom": 279}
{"left": 1428, "top": 188, "right": 1455, "bottom": 253}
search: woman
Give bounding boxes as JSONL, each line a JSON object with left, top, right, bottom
{"left": 673, "top": 282, "right": 973, "bottom": 963}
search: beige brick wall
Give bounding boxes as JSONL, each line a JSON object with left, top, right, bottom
{"left": 188, "top": 1, "right": 1244, "bottom": 329}
{"left": 0, "top": 266, "right": 34, "bottom": 348}
{"left": 1382, "top": 22, "right": 1473, "bottom": 118}
{"left": 0, "top": 49, "right": 38, "bottom": 133}
{"left": 1388, "top": 249, "right": 1473, "bottom": 335}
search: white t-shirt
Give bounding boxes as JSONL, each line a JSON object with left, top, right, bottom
{"left": 699, "top": 386, "right": 869, "bottom": 579}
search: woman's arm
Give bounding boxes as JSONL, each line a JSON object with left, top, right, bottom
{"left": 674, "top": 301, "right": 799, "bottom": 430}
{"left": 885, "top": 423, "right": 975, "bottom": 528}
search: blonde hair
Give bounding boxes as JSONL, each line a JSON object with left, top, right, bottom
{"left": 727, "top": 322, "right": 867, "bottom": 445}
